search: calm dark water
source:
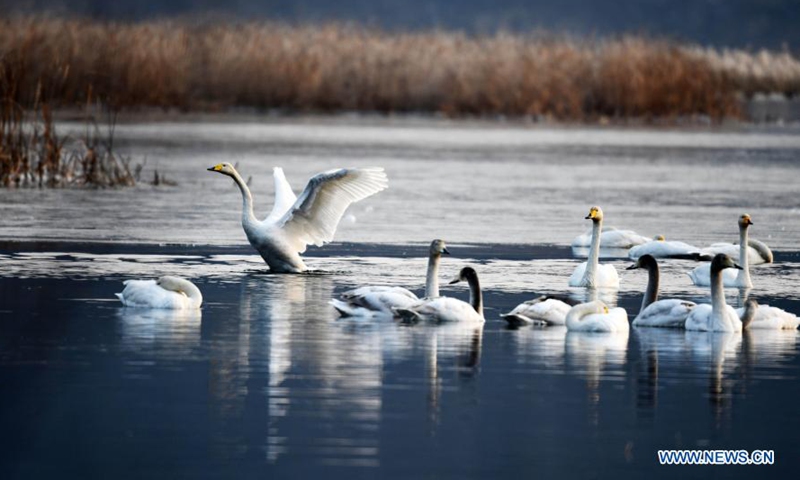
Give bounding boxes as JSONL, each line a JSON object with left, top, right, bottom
{"left": 1, "top": 243, "right": 799, "bottom": 479}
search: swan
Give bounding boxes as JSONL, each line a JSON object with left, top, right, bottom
{"left": 330, "top": 239, "right": 450, "bottom": 317}
{"left": 626, "top": 254, "right": 696, "bottom": 328}
{"left": 571, "top": 226, "right": 650, "bottom": 249}
{"left": 208, "top": 163, "right": 388, "bottom": 273}
{"left": 685, "top": 254, "right": 745, "bottom": 332}
{"left": 500, "top": 295, "right": 576, "bottom": 326}
{"left": 702, "top": 238, "right": 773, "bottom": 265}
{"left": 565, "top": 300, "right": 629, "bottom": 333}
{"left": 737, "top": 299, "right": 800, "bottom": 330}
{"left": 116, "top": 276, "right": 203, "bottom": 309}
{"left": 569, "top": 206, "right": 620, "bottom": 288}
{"left": 394, "top": 266, "right": 484, "bottom": 324}
{"left": 688, "top": 214, "right": 756, "bottom": 288}
{"left": 628, "top": 235, "right": 702, "bottom": 260}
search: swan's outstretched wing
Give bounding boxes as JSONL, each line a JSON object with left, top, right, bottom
{"left": 278, "top": 167, "right": 388, "bottom": 252}
{"left": 265, "top": 167, "right": 298, "bottom": 222}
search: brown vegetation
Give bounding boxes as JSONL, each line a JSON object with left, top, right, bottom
{"left": 9, "top": 15, "right": 800, "bottom": 121}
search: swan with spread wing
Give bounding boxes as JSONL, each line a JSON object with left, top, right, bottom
{"left": 208, "top": 163, "right": 388, "bottom": 273}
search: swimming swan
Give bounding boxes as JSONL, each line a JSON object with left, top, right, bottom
{"left": 688, "top": 214, "right": 756, "bottom": 288}
{"left": 737, "top": 299, "right": 800, "bottom": 330}
{"left": 116, "top": 276, "right": 203, "bottom": 309}
{"left": 331, "top": 239, "right": 450, "bottom": 317}
{"left": 702, "top": 238, "right": 773, "bottom": 265}
{"left": 565, "top": 300, "right": 629, "bottom": 333}
{"left": 628, "top": 235, "right": 702, "bottom": 260}
{"left": 571, "top": 226, "right": 650, "bottom": 249}
{"left": 394, "top": 267, "right": 484, "bottom": 324}
{"left": 626, "top": 254, "right": 696, "bottom": 328}
{"left": 569, "top": 206, "right": 620, "bottom": 288}
{"left": 208, "top": 163, "right": 388, "bottom": 273}
{"left": 500, "top": 295, "right": 575, "bottom": 326}
{"left": 685, "top": 254, "right": 746, "bottom": 332}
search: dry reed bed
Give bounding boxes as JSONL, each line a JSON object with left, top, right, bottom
{"left": 7, "top": 17, "right": 800, "bottom": 120}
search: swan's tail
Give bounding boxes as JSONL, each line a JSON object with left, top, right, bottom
{"left": 115, "top": 293, "right": 125, "bottom": 305}
{"left": 330, "top": 299, "right": 357, "bottom": 317}
{"left": 393, "top": 307, "right": 422, "bottom": 323}
{"left": 500, "top": 313, "right": 537, "bottom": 326}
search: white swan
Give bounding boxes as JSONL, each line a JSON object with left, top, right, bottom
{"left": 116, "top": 276, "right": 203, "bottom": 309}
{"left": 394, "top": 267, "right": 484, "bottom": 324}
{"left": 626, "top": 254, "right": 695, "bottom": 328}
{"left": 208, "top": 163, "right": 388, "bottom": 273}
{"left": 330, "top": 239, "right": 450, "bottom": 317}
{"left": 628, "top": 235, "right": 702, "bottom": 260}
{"left": 565, "top": 300, "right": 629, "bottom": 333}
{"left": 569, "top": 206, "right": 620, "bottom": 288}
{"left": 688, "top": 214, "right": 756, "bottom": 288}
{"left": 685, "top": 254, "right": 746, "bottom": 332}
{"left": 702, "top": 238, "right": 773, "bottom": 265}
{"left": 500, "top": 295, "right": 575, "bottom": 326}
{"left": 737, "top": 299, "right": 800, "bottom": 330}
{"left": 571, "top": 226, "right": 650, "bottom": 249}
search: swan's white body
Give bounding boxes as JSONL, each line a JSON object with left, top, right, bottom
{"left": 736, "top": 304, "right": 800, "bottom": 330}
{"left": 565, "top": 300, "right": 629, "bottom": 333}
{"left": 689, "top": 214, "right": 757, "bottom": 288}
{"left": 331, "top": 240, "right": 449, "bottom": 317}
{"left": 209, "top": 163, "right": 388, "bottom": 273}
{"left": 685, "top": 255, "right": 745, "bottom": 332}
{"left": 501, "top": 296, "right": 572, "bottom": 326}
{"left": 116, "top": 276, "right": 203, "bottom": 309}
{"left": 571, "top": 227, "right": 650, "bottom": 249}
{"left": 395, "top": 267, "right": 484, "bottom": 324}
{"left": 628, "top": 238, "right": 701, "bottom": 260}
{"left": 627, "top": 255, "right": 695, "bottom": 328}
{"left": 702, "top": 239, "right": 773, "bottom": 265}
{"left": 569, "top": 207, "right": 620, "bottom": 288}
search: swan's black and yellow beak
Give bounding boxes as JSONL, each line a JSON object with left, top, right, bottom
{"left": 626, "top": 263, "right": 639, "bottom": 270}
{"left": 442, "top": 247, "right": 451, "bottom": 256}
{"left": 448, "top": 276, "right": 461, "bottom": 285}
{"left": 207, "top": 164, "right": 224, "bottom": 172}
{"left": 584, "top": 214, "right": 592, "bottom": 219}
{"left": 733, "top": 263, "right": 744, "bottom": 270}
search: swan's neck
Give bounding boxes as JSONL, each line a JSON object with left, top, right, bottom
{"left": 737, "top": 225, "right": 752, "bottom": 286}
{"left": 710, "top": 265, "right": 728, "bottom": 320}
{"left": 178, "top": 280, "right": 203, "bottom": 307}
{"left": 231, "top": 171, "right": 258, "bottom": 228}
{"left": 566, "top": 302, "right": 598, "bottom": 324}
{"left": 467, "top": 274, "right": 483, "bottom": 317}
{"left": 641, "top": 265, "right": 659, "bottom": 311}
{"left": 424, "top": 253, "right": 442, "bottom": 298}
{"left": 584, "top": 219, "right": 602, "bottom": 283}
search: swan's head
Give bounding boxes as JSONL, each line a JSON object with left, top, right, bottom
{"left": 207, "top": 162, "right": 237, "bottom": 176}
{"left": 626, "top": 254, "right": 657, "bottom": 271}
{"left": 738, "top": 213, "right": 753, "bottom": 228}
{"left": 654, "top": 234, "right": 666, "bottom": 241}
{"left": 711, "top": 253, "right": 742, "bottom": 273}
{"left": 584, "top": 300, "right": 609, "bottom": 314}
{"left": 430, "top": 239, "right": 450, "bottom": 256}
{"left": 448, "top": 266, "right": 478, "bottom": 285}
{"left": 585, "top": 206, "right": 603, "bottom": 222}
{"left": 157, "top": 276, "right": 191, "bottom": 295}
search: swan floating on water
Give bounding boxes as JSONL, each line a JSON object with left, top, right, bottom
{"left": 208, "top": 163, "right": 388, "bottom": 273}
{"left": 737, "top": 299, "right": 800, "bottom": 330}
{"left": 571, "top": 226, "right": 650, "bottom": 249}
{"left": 702, "top": 238, "right": 773, "bottom": 265}
{"left": 500, "top": 295, "right": 576, "bottom": 326}
{"left": 394, "top": 266, "right": 485, "bottom": 324}
{"left": 116, "top": 276, "right": 203, "bottom": 309}
{"left": 565, "top": 300, "right": 629, "bottom": 333}
{"left": 331, "top": 239, "right": 450, "bottom": 317}
{"left": 569, "top": 206, "right": 620, "bottom": 288}
{"left": 626, "top": 254, "right": 695, "bottom": 328}
{"left": 628, "top": 235, "right": 702, "bottom": 260}
{"left": 688, "top": 214, "right": 757, "bottom": 288}
{"left": 685, "top": 254, "right": 748, "bottom": 332}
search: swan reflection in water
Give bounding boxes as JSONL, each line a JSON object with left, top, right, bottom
{"left": 117, "top": 307, "right": 203, "bottom": 361}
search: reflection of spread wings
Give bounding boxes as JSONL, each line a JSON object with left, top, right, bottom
{"left": 278, "top": 167, "right": 388, "bottom": 253}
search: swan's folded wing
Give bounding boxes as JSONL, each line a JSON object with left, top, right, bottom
{"left": 278, "top": 167, "right": 388, "bottom": 252}
{"left": 265, "top": 167, "right": 298, "bottom": 223}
